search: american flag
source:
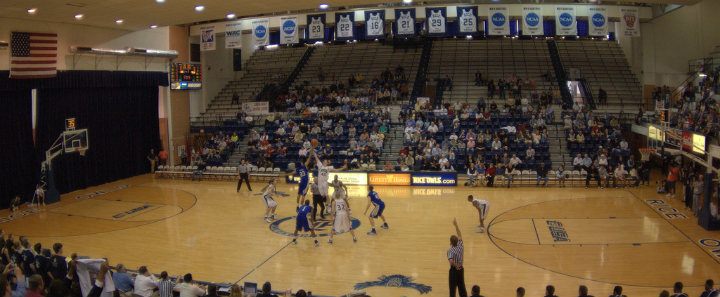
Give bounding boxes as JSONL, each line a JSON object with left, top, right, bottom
{"left": 10, "top": 32, "right": 58, "bottom": 79}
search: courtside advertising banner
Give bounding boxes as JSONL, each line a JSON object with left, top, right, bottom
{"left": 411, "top": 172, "right": 458, "bottom": 186}
{"left": 306, "top": 14, "right": 326, "bottom": 41}
{"left": 555, "top": 6, "right": 577, "bottom": 36}
{"left": 280, "top": 16, "right": 299, "bottom": 45}
{"left": 335, "top": 12, "right": 355, "bottom": 40}
{"left": 394, "top": 9, "right": 416, "bottom": 37}
{"left": 200, "top": 26, "right": 215, "bottom": 51}
{"left": 252, "top": 18, "right": 269, "bottom": 47}
{"left": 365, "top": 10, "right": 385, "bottom": 39}
{"left": 425, "top": 7, "right": 447, "bottom": 37}
{"left": 620, "top": 7, "right": 640, "bottom": 37}
{"left": 456, "top": 6, "right": 478, "bottom": 34}
{"left": 369, "top": 173, "right": 411, "bottom": 186}
{"left": 588, "top": 7, "right": 608, "bottom": 36}
{"left": 488, "top": 6, "right": 510, "bottom": 36}
{"left": 522, "top": 6, "right": 543, "bottom": 36}
{"left": 224, "top": 23, "right": 242, "bottom": 49}
{"left": 329, "top": 172, "right": 368, "bottom": 185}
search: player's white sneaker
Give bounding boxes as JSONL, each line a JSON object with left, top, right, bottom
{"left": 265, "top": 218, "right": 272, "bottom": 223}
{"left": 478, "top": 227, "right": 485, "bottom": 233}
{"left": 353, "top": 237, "right": 357, "bottom": 243}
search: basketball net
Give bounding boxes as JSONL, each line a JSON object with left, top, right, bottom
{"left": 639, "top": 147, "right": 656, "bottom": 162}
{"left": 78, "top": 149, "right": 87, "bottom": 157}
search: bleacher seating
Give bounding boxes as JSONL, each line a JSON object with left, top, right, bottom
{"left": 191, "top": 46, "right": 307, "bottom": 126}
{"left": 556, "top": 40, "right": 642, "bottom": 113}
{"left": 427, "top": 39, "right": 556, "bottom": 104}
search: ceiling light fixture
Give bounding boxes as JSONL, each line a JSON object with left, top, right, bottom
{"left": 27, "top": 8, "right": 38, "bottom": 15}
{"left": 115, "top": 19, "right": 124, "bottom": 24}
{"left": 156, "top": 0, "right": 165, "bottom": 3}
{"left": 194, "top": 5, "right": 204, "bottom": 12}
{"left": 226, "top": 13, "right": 236, "bottom": 19}
{"left": 150, "top": 24, "right": 158, "bottom": 29}
{"left": 319, "top": 4, "right": 329, "bottom": 9}
{"left": 402, "top": 0, "right": 412, "bottom": 3}
{"left": 74, "top": 14, "right": 84, "bottom": 20}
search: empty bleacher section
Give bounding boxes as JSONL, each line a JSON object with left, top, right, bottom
{"left": 426, "top": 39, "right": 556, "bottom": 105}
{"left": 291, "top": 42, "right": 421, "bottom": 100}
{"left": 191, "top": 46, "right": 308, "bottom": 127}
{"left": 556, "top": 40, "right": 642, "bottom": 113}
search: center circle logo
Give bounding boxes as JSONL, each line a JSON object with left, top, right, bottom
{"left": 559, "top": 12, "right": 573, "bottom": 27}
{"left": 525, "top": 12, "right": 540, "bottom": 27}
{"left": 255, "top": 25, "right": 267, "bottom": 38}
{"left": 270, "top": 216, "right": 361, "bottom": 237}
{"left": 282, "top": 20, "right": 296, "bottom": 34}
{"left": 491, "top": 12, "right": 506, "bottom": 27}
{"left": 592, "top": 13, "right": 606, "bottom": 27}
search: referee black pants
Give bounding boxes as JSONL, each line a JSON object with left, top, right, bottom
{"left": 237, "top": 173, "right": 251, "bottom": 191}
{"left": 312, "top": 194, "right": 326, "bottom": 221}
{"left": 449, "top": 266, "right": 467, "bottom": 297}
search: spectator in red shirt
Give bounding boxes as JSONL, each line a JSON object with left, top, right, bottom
{"left": 666, "top": 163, "right": 680, "bottom": 198}
{"left": 486, "top": 163, "right": 497, "bottom": 187}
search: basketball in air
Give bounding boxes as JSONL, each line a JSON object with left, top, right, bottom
{"left": 311, "top": 138, "right": 319, "bottom": 148}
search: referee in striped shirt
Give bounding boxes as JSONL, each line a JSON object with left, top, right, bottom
{"left": 448, "top": 218, "right": 467, "bottom": 297}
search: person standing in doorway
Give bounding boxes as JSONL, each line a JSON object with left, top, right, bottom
{"left": 448, "top": 218, "right": 467, "bottom": 297}
{"left": 147, "top": 149, "right": 158, "bottom": 174}
{"left": 236, "top": 159, "right": 252, "bottom": 192}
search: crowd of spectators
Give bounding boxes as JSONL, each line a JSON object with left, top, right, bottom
{"left": 0, "top": 232, "right": 311, "bottom": 297}
{"left": 189, "top": 132, "right": 241, "bottom": 168}
{"left": 466, "top": 281, "right": 717, "bottom": 297}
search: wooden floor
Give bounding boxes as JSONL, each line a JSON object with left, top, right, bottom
{"left": 5, "top": 174, "right": 720, "bottom": 297}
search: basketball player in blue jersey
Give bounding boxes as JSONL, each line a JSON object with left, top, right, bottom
{"left": 296, "top": 157, "right": 312, "bottom": 208}
{"left": 292, "top": 200, "right": 319, "bottom": 246}
{"left": 364, "top": 186, "right": 389, "bottom": 235}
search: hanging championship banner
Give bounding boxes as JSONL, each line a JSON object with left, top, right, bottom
{"left": 280, "top": 16, "right": 299, "bottom": 45}
{"left": 252, "top": 18, "right": 269, "bottom": 47}
{"left": 488, "top": 6, "right": 510, "bottom": 36}
{"left": 555, "top": 6, "right": 577, "bottom": 36}
{"left": 225, "top": 23, "right": 242, "bottom": 49}
{"left": 335, "top": 12, "right": 354, "bottom": 40}
{"left": 620, "top": 7, "right": 640, "bottom": 37}
{"left": 394, "top": 9, "right": 416, "bottom": 37}
{"left": 588, "top": 7, "right": 608, "bottom": 36}
{"left": 306, "top": 14, "right": 326, "bottom": 41}
{"left": 522, "top": 6, "right": 543, "bottom": 36}
{"left": 365, "top": 10, "right": 385, "bottom": 39}
{"left": 200, "top": 26, "right": 215, "bottom": 51}
{"left": 456, "top": 6, "right": 478, "bottom": 34}
{"left": 425, "top": 7, "right": 447, "bottom": 36}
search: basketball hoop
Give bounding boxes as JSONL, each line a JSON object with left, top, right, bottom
{"left": 78, "top": 149, "right": 87, "bottom": 157}
{"left": 639, "top": 147, "right": 657, "bottom": 162}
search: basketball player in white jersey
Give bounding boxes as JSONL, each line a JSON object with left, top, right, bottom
{"left": 260, "top": 179, "right": 279, "bottom": 223}
{"left": 467, "top": 195, "right": 489, "bottom": 233}
{"left": 330, "top": 175, "right": 348, "bottom": 201}
{"left": 33, "top": 183, "right": 46, "bottom": 207}
{"left": 312, "top": 151, "right": 333, "bottom": 213}
{"left": 328, "top": 192, "right": 357, "bottom": 244}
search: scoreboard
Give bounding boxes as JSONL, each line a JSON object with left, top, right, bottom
{"left": 170, "top": 63, "right": 202, "bottom": 90}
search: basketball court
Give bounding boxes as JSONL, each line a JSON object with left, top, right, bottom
{"left": 3, "top": 175, "right": 719, "bottom": 297}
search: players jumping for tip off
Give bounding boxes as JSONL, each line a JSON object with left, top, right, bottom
{"left": 313, "top": 151, "right": 333, "bottom": 214}
{"left": 467, "top": 195, "right": 489, "bottom": 233}
{"left": 328, "top": 188, "right": 357, "bottom": 244}
{"left": 296, "top": 157, "right": 311, "bottom": 208}
{"left": 364, "top": 186, "right": 389, "bottom": 235}
{"left": 292, "top": 200, "right": 319, "bottom": 246}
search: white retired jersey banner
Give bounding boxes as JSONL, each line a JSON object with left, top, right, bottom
{"left": 555, "top": 6, "right": 576, "bottom": 36}
{"left": 200, "top": 26, "right": 215, "bottom": 51}
{"left": 394, "top": 9, "right": 416, "bottom": 37}
{"left": 588, "top": 7, "right": 608, "bottom": 36}
{"left": 225, "top": 23, "right": 242, "bottom": 49}
{"left": 456, "top": 7, "right": 478, "bottom": 34}
{"left": 425, "top": 7, "right": 447, "bottom": 36}
{"left": 620, "top": 7, "right": 640, "bottom": 37}
{"left": 365, "top": 10, "right": 385, "bottom": 39}
{"left": 488, "top": 6, "right": 510, "bottom": 36}
{"left": 335, "top": 13, "right": 354, "bottom": 40}
{"left": 280, "top": 16, "right": 299, "bottom": 45}
{"left": 306, "top": 14, "right": 326, "bottom": 41}
{"left": 252, "top": 18, "right": 269, "bottom": 47}
{"left": 522, "top": 6, "right": 543, "bottom": 36}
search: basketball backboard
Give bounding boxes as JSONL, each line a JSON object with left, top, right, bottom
{"left": 63, "top": 129, "right": 89, "bottom": 154}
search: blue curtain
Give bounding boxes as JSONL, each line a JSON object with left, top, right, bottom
{"left": 543, "top": 20, "right": 556, "bottom": 36}
{"left": 0, "top": 90, "right": 37, "bottom": 208}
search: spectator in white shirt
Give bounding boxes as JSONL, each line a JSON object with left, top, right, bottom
{"left": 133, "top": 266, "right": 158, "bottom": 297}
{"left": 598, "top": 154, "right": 608, "bottom": 167}
{"left": 620, "top": 140, "right": 629, "bottom": 151}
{"left": 174, "top": 274, "right": 206, "bottom": 297}
{"left": 491, "top": 138, "right": 502, "bottom": 151}
{"left": 509, "top": 154, "right": 522, "bottom": 168}
{"left": 525, "top": 147, "right": 535, "bottom": 160}
{"left": 573, "top": 154, "right": 583, "bottom": 170}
